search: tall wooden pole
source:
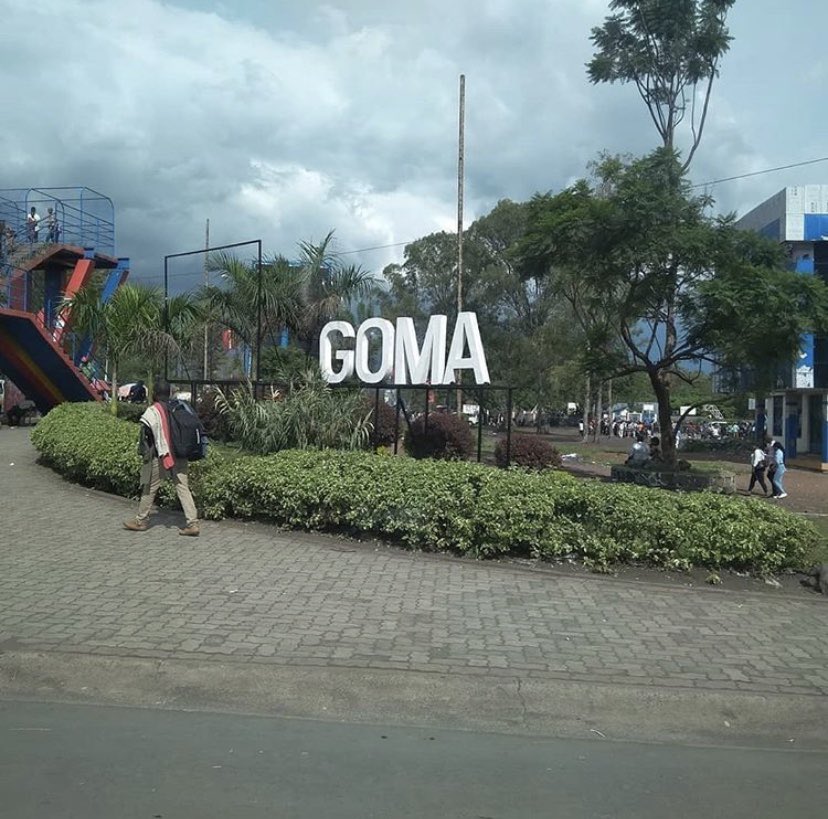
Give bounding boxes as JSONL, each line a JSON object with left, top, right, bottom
{"left": 203, "top": 218, "right": 210, "bottom": 380}
{"left": 456, "top": 73, "right": 465, "bottom": 414}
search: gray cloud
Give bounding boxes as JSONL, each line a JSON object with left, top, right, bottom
{"left": 2, "top": 0, "right": 827, "bottom": 292}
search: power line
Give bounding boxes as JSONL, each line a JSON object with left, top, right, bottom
{"left": 338, "top": 240, "right": 411, "bottom": 255}
{"left": 692, "top": 155, "right": 828, "bottom": 189}
{"left": 123, "top": 154, "right": 828, "bottom": 285}
{"left": 133, "top": 238, "right": 415, "bottom": 282}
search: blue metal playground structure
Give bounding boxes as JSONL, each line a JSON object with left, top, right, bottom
{"left": 0, "top": 187, "right": 130, "bottom": 415}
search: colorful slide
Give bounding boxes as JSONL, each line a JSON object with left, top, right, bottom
{"left": 1, "top": 245, "right": 128, "bottom": 414}
{"left": 0, "top": 307, "right": 100, "bottom": 413}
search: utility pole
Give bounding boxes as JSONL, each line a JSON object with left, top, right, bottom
{"left": 456, "top": 73, "right": 465, "bottom": 415}
{"left": 203, "top": 218, "right": 210, "bottom": 380}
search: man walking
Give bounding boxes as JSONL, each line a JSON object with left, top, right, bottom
{"left": 123, "top": 380, "right": 200, "bottom": 536}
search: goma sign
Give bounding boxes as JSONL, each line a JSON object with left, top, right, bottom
{"left": 319, "top": 312, "right": 490, "bottom": 386}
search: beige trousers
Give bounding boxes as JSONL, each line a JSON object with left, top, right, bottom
{"left": 136, "top": 457, "right": 198, "bottom": 526}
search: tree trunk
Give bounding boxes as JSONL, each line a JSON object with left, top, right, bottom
{"left": 582, "top": 373, "right": 590, "bottom": 440}
{"left": 110, "top": 361, "right": 119, "bottom": 416}
{"left": 607, "top": 378, "right": 613, "bottom": 429}
{"left": 755, "top": 392, "right": 767, "bottom": 442}
{"left": 650, "top": 371, "right": 675, "bottom": 467}
{"left": 594, "top": 381, "right": 603, "bottom": 441}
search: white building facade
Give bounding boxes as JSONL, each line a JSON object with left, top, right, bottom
{"left": 736, "top": 186, "right": 828, "bottom": 469}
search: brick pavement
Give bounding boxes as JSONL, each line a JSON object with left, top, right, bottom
{"left": 1, "top": 429, "right": 827, "bottom": 697}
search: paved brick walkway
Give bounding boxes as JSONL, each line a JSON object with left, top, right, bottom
{"left": 1, "top": 429, "right": 826, "bottom": 697}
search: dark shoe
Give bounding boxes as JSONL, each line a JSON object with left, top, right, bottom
{"left": 179, "top": 524, "right": 200, "bottom": 537}
{"left": 123, "top": 519, "right": 148, "bottom": 531}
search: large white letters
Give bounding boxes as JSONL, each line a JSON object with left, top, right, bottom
{"left": 442, "top": 312, "right": 490, "bottom": 385}
{"left": 355, "top": 318, "right": 395, "bottom": 384}
{"left": 318, "top": 312, "right": 490, "bottom": 386}
{"left": 394, "top": 315, "right": 447, "bottom": 385}
{"left": 319, "top": 320, "right": 355, "bottom": 384}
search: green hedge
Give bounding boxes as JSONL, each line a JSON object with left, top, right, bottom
{"left": 32, "top": 402, "right": 819, "bottom": 573}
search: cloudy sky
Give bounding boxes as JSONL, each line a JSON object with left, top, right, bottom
{"left": 2, "top": 0, "right": 827, "bottom": 291}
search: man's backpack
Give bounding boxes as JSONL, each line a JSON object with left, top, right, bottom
{"left": 166, "top": 399, "right": 208, "bottom": 461}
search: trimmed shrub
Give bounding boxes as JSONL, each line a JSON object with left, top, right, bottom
{"left": 403, "top": 412, "right": 474, "bottom": 460}
{"left": 679, "top": 438, "right": 753, "bottom": 455}
{"left": 32, "top": 402, "right": 820, "bottom": 574}
{"left": 116, "top": 402, "right": 148, "bottom": 423}
{"left": 31, "top": 401, "right": 216, "bottom": 502}
{"left": 363, "top": 395, "right": 398, "bottom": 447}
{"left": 495, "top": 434, "right": 561, "bottom": 470}
{"left": 33, "top": 402, "right": 143, "bottom": 496}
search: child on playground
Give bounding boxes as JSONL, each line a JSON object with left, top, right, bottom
{"left": 123, "top": 379, "right": 200, "bottom": 536}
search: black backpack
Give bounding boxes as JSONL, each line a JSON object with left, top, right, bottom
{"left": 166, "top": 399, "right": 208, "bottom": 461}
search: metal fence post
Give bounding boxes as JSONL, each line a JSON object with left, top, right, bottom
{"left": 506, "top": 387, "right": 513, "bottom": 467}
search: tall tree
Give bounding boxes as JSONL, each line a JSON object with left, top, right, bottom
{"left": 519, "top": 150, "right": 828, "bottom": 466}
{"left": 203, "top": 251, "right": 304, "bottom": 377}
{"left": 588, "top": 0, "right": 735, "bottom": 170}
{"left": 379, "top": 203, "right": 585, "bottom": 410}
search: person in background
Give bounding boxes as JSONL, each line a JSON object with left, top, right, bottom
{"left": 626, "top": 434, "right": 650, "bottom": 466}
{"left": 26, "top": 207, "right": 40, "bottom": 244}
{"left": 123, "top": 379, "right": 200, "bottom": 536}
{"left": 747, "top": 442, "right": 769, "bottom": 496}
{"left": 46, "top": 207, "right": 60, "bottom": 242}
{"left": 770, "top": 441, "right": 787, "bottom": 499}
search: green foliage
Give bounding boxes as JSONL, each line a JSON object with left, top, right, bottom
{"left": 30, "top": 402, "right": 217, "bottom": 502}
{"left": 32, "top": 403, "right": 819, "bottom": 574}
{"left": 688, "top": 231, "right": 828, "bottom": 391}
{"left": 679, "top": 438, "right": 752, "bottom": 455}
{"left": 195, "top": 389, "right": 232, "bottom": 442}
{"left": 364, "top": 395, "right": 399, "bottom": 447}
{"left": 517, "top": 150, "right": 823, "bottom": 467}
{"left": 495, "top": 434, "right": 562, "bottom": 470}
{"left": 403, "top": 412, "right": 474, "bottom": 461}
{"left": 588, "top": 0, "right": 735, "bottom": 167}
{"left": 32, "top": 402, "right": 143, "bottom": 497}
{"left": 216, "top": 371, "right": 371, "bottom": 454}
{"left": 379, "top": 201, "right": 585, "bottom": 410}
{"left": 116, "top": 402, "right": 148, "bottom": 424}
{"left": 259, "top": 344, "right": 313, "bottom": 382}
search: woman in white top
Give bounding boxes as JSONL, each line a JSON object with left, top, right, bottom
{"left": 748, "top": 444, "right": 768, "bottom": 496}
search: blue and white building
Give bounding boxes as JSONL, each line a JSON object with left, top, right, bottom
{"left": 736, "top": 185, "right": 828, "bottom": 470}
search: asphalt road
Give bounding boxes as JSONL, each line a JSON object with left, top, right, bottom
{"left": 1, "top": 700, "right": 824, "bottom": 819}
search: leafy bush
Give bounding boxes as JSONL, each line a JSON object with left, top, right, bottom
{"left": 679, "top": 438, "right": 753, "bottom": 455}
{"left": 403, "top": 412, "right": 474, "bottom": 460}
{"left": 195, "top": 388, "right": 232, "bottom": 442}
{"left": 495, "top": 434, "right": 561, "bottom": 470}
{"left": 216, "top": 371, "right": 371, "bottom": 454}
{"left": 31, "top": 402, "right": 218, "bottom": 502}
{"left": 32, "top": 403, "right": 820, "bottom": 574}
{"left": 116, "top": 402, "right": 148, "bottom": 423}
{"left": 32, "top": 402, "right": 143, "bottom": 496}
{"left": 363, "top": 394, "right": 398, "bottom": 447}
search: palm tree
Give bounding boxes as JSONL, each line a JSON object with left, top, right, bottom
{"left": 63, "top": 283, "right": 180, "bottom": 414}
{"left": 203, "top": 251, "right": 304, "bottom": 377}
{"left": 203, "top": 233, "right": 378, "bottom": 376}
{"left": 295, "top": 230, "right": 379, "bottom": 357}
{"left": 160, "top": 292, "right": 205, "bottom": 381}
